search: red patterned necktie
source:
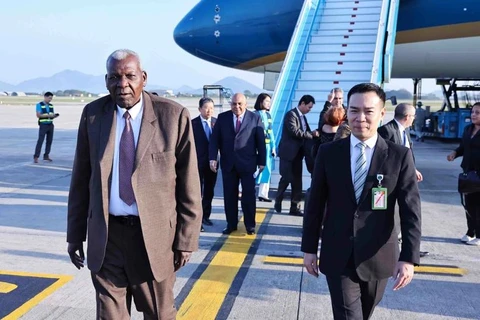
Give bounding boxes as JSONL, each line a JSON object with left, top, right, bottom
{"left": 235, "top": 116, "right": 241, "bottom": 133}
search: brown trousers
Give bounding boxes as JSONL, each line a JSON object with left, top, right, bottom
{"left": 91, "top": 216, "right": 177, "bottom": 320}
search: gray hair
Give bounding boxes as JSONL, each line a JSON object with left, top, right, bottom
{"left": 106, "top": 49, "right": 142, "bottom": 70}
{"left": 331, "top": 87, "right": 344, "bottom": 94}
{"left": 394, "top": 103, "right": 414, "bottom": 120}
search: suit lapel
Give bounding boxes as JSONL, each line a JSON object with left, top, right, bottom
{"left": 341, "top": 137, "right": 358, "bottom": 205}
{"left": 99, "top": 99, "right": 116, "bottom": 221}
{"left": 359, "top": 136, "right": 388, "bottom": 204}
{"left": 133, "top": 92, "right": 157, "bottom": 173}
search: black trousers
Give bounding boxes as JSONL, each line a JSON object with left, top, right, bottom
{"left": 199, "top": 165, "right": 217, "bottom": 220}
{"left": 276, "top": 152, "right": 304, "bottom": 209}
{"left": 34, "top": 124, "right": 54, "bottom": 158}
{"left": 326, "top": 264, "right": 388, "bottom": 320}
{"left": 465, "top": 192, "right": 480, "bottom": 237}
{"left": 222, "top": 169, "right": 256, "bottom": 229}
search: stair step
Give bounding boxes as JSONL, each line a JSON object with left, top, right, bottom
{"left": 322, "top": 7, "right": 382, "bottom": 16}
{"left": 325, "top": 0, "right": 383, "bottom": 9}
{"left": 295, "top": 79, "right": 370, "bottom": 92}
{"left": 308, "top": 43, "right": 376, "bottom": 53}
{"left": 313, "top": 28, "right": 378, "bottom": 36}
{"left": 302, "top": 61, "right": 372, "bottom": 71}
{"left": 304, "top": 51, "right": 375, "bottom": 62}
{"left": 321, "top": 13, "right": 381, "bottom": 23}
{"left": 298, "top": 70, "right": 373, "bottom": 81}
{"left": 315, "top": 21, "right": 379, "bottom": 30}
{"left": 310, "top": 34, "right": 378, "bottom": 44}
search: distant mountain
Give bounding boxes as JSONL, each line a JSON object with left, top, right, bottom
{"left": 0, "top": 80, "right": 16, "bottom": 91}
{"left": 176, "top": 85, "right": 195, "bottom": 93}
{"left": 3, "top": 70, "right": 166, "bottom": 94}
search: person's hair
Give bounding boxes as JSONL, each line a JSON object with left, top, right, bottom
{"left": 394, "top": 103, "right": 413, "bottom": 120}
{"left": 298, "top": 94, "right": 315, "bottom": 106}
{"left": 106, "top": 49, "right": 142, "bottom": 70}
{"left": 151, "top": 92, "right": 159, "bottom": 96}
{"left": 324, "top": 106, "right": 345, "bottom": 126}
{"left": 347, "top": 83, "right": 386, "bottom": 105}
{"left": 199, "top": 97, "right": 214, "bottom": 108}
{"left": 472, "top": 102, "right": 480, "bottom": 109}
{"left": 331, "top": 87, "right": 344, "bottom": 94}
{"left": 44, "top": 92, "right": 53, "bottom": 97}
{"left": 254, "top": 93, "right": 271, "bottom": 111}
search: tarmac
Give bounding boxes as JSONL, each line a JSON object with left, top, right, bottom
{"left": 0, "top": 100, "right": 479, "bottom": 320}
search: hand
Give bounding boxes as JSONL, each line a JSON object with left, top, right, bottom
{"left": 303, "top": 253, "right": 319, "bottom": 278}
{"left": 174, "top": 250, "right": 192, "bottom": 271}
{"left": 67, "top": 242, "right": 85, "bottom": 269}
{"left": 415, "top": 169, "right": 423, "bottom": 182}
{"left": 258, "top": 165, "right": 265, "bottom": 173}
{"left": 447, "top": 151, "right": 456, "bottom": 161}
{"left": 271, "top": 149, "right": 276, "bottom": 158}
{"left": 392, "top": 261, "right": 414, "bottom": 290}
{"left": 327, "top": 92, "right": 333, "bottom": 103}
{"left": 209, "top": 160, "right": 217, "bottom": 173}
{"left": 312, "top": 130, "right": 320, "bottom": 138}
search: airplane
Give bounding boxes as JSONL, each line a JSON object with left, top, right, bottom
{"left": 173, "top": 0, "right": 480, "bottom": 80}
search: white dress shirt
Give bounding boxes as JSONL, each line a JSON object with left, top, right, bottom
{"left": 350, "top": 134, "right": 377, "bottom": 185}
{"left": 296, "top": 107, "right": 306, "bottom": 131}
{"left": 109, "top": 96, "right": 144, "bottom": 216}
{"left": 394, "top": 119, "right": 410, "bottom": 148}
{"left": 232, "top": 111, "right": 245, "bottom": 130}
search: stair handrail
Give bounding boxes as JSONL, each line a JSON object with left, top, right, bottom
{"left": 370, "top": 0, "right": 392, "bottom": 84}
{"left": 384, "top": 0, "right": 400, "bottom": 83}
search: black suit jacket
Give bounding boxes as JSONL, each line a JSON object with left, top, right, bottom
{"left": 209, "top": 110, "right": 266, "bottom": 173}
{"left": 301, "top": 136, "right": 421, "bottom": 281}
{"left": 378, "top": 119, "right": 415, "bottom": 162}
{"left": 192, "top": 116, "right": 216, "bottom": 170}
{"left": 278, "top": 108, "right": 314, "bottom": 161}
{"left": 455, "top": 123, "right": 480, "bottom": 172}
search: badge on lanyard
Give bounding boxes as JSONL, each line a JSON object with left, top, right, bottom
{"left": 372, "top": 174, "right": 387, "bottom": 210}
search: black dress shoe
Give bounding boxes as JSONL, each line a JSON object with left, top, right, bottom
{"left": 246, "top": 228, "right": 256, "bottom": 235}
{"left": 203, "top": 218, "right": 213, "bottom": 226}
{"left": 258, "top": 197, "right": 273, "bottom": 202}
{"left": 222, "top": 227, "right": 237, "bottom": 235}
{"left": 419, "top": 251, "right": 429, "bottom": 257}
{"left": 288, "top": 209, "right": 303, "bottom": 216}
{"left": 274, "top": 201, "right": 282, "bottom": 213}
{"left": 201, "top": 225, "right": 205, "bottom": 232}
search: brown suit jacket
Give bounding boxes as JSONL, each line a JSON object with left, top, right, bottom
{"left": 67, "top": 92, "right": 202, "bottom": 282}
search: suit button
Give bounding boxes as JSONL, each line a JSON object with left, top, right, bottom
{"left": 349, "top": 236, "right": 354, "bottom": 241}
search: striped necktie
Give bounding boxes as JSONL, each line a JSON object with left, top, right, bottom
{"left": 353, "top": 142, "right": 368, "bottom": 203}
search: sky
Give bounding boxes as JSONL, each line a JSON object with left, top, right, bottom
{"left": 0, "top": 0, "right": 437, "bottom": 92}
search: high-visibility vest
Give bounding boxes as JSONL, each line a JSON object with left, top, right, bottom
{"left": 38, "top": 102, "right": 54, "bottom": 125}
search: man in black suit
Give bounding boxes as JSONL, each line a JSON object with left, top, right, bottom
{"left": 302, "top": 83, "right": 421, "bottom": 320}
{"left": 275, "top": 95, "right": 319, "bottom": 216}
{"left": 192, "top": 97, "right": 218, "bottom": 232}
{"left": 209, "top": 93, "right": 266, "bottom": 235}
{"left": 378, "top": 103, "right": 423, "bottom": 182}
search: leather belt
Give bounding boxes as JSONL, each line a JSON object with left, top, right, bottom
{"left": 109, "top": 214, "right": 140, "bottom": 226}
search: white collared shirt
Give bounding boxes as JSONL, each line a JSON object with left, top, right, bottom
{"left": 232, "top": 111, "right": 246, "bottom": 129}
{"left": 350, "top": 134, "right": 377, "bottom": 185}
{"left": 109, "top": 96, "right": 144, "bottom": 216}
{"left": 296, "top": 107, "right": 306, "bottom": 131}
{"left": 394, "top": 119, "right": 410, "bottom": 148}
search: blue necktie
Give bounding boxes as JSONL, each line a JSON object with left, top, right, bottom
{"left": 204, "top": 121, "right": 211, "bottom": 141}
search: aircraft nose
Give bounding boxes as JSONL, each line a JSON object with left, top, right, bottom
{"left": 173, "top": 15, "right": 194, "bottom": 53}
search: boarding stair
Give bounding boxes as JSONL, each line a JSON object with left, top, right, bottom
{"left": 268, "top": 0, "right": 400, "bottom": 193}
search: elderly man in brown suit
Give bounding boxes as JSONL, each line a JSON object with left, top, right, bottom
{"left": 67, "top": 49, "right": 202, "bottom": 319}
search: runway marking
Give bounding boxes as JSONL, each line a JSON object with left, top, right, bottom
{"left": 263, "top": 256, "right": 468, "bottom": 276}
{"left": 0, "top": 270, "right": 73, "bottom": 320}
{"left": 177, "top": 209, "right": 268, "bottom": 320}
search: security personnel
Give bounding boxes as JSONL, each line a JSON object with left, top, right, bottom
{"left": 33, "top": 92, "right": 59, "bottom": 163}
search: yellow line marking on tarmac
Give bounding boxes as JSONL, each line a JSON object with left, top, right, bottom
{"left": 0, "top": 281, "right": 17, "bottom": 293}
{"left": 263, "top": 256, "right": 468, "bottom": 276}
{"left": 177, "top": 209, "right": 268, "bottom": 320}
{"left": 0, "top": 270, "right": 73, "bottom": 320}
